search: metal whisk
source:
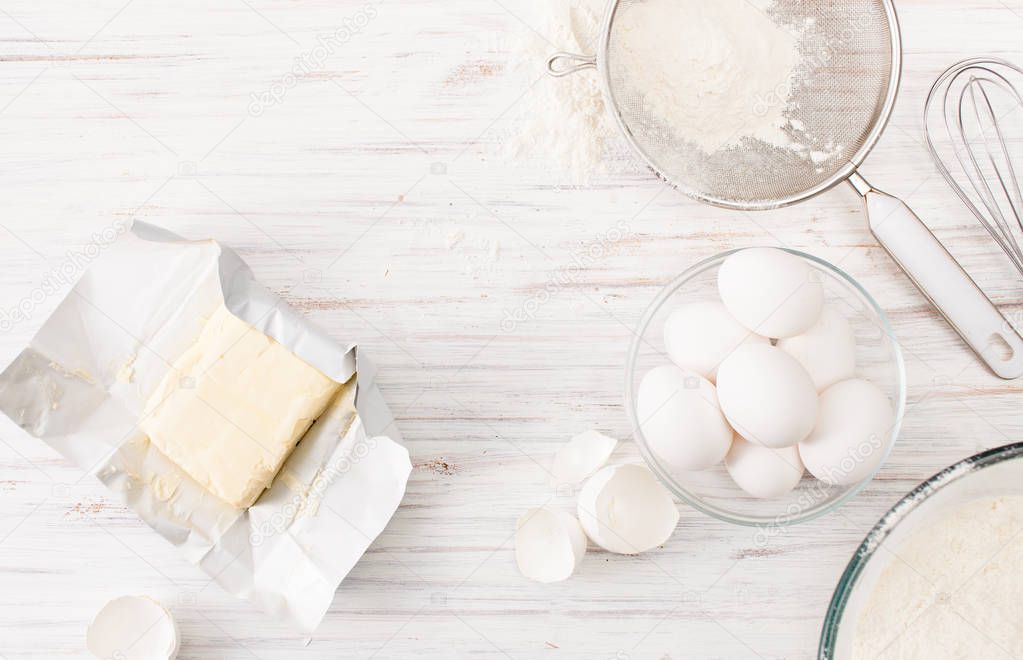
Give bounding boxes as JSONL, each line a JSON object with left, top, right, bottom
{"left": 926, "top": 58, "right": 1023, "bottom": 276}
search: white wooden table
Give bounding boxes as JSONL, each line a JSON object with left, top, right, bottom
{"left": 1, "top": 1, "right": 1022, "bottom": 657}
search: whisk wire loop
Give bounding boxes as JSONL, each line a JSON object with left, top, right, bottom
{"left": 929, "top": 58, "right": 1023, "bottom": 277}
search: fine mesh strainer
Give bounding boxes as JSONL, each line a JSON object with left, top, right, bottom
{"left": 548, "top": 0, "right": 1023, "bottom": 379}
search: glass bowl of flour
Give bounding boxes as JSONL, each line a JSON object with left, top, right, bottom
{"left": 820, "top": 443, "right": 1023, "bottom": 659}
{"left": 625, "top": 249, "right": 906, "bottom": 527}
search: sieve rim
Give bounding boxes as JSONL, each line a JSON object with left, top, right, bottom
{"left": 596, "top": 0, "right": 905, "bottom": 211}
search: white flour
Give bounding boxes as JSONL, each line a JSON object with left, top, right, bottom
{"left": 615, "top": 0, "right": 800, "bottom": 153}
{"left": 853, "top": 496, "right": 1023, "bottom": 659}
{"left": 504, "top": 0, "right": 632, "bottom": 184}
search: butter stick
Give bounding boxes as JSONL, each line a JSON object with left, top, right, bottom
{"left": 140, "top": 305, "right": 341, "bottom": 509}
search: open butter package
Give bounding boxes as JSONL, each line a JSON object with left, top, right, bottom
{"left": 0, "top": 221, "right": 412, "bottom": 632}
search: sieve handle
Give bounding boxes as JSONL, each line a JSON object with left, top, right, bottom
{"left": 545, "top": 52, "right": 597, "bottom": 77}
{"left": 852, "top": 173, "right": 1023, "bottom": 379}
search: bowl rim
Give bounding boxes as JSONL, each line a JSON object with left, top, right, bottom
{"left": 817, "top": 441, "right": 1023, "bottom": 659}
{"left": 625, "top": 247, "right": 908, "bottom": 527}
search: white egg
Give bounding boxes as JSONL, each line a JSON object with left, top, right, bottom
{"left": 716, "top": 344, "right": 818, "bottom": 448}
{"left": 777, "top": 307, "right": 857, "bottom": 392}
{"left": 799, "top": 379, "right": 896, "bottom": 486}
{"left": 663, "top": 301, "right": 770, "bottom": 381}
{"left": 718, "top": 247, "right": 825, "bottom": 338}
{"left": 637, "top": 365, "right": 734, "bottom": 472}
{"left": 725, "top": 434, "right": 805, "bottom": 499}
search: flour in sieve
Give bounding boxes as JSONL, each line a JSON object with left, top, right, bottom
{"left": 853, "top": 495, "right": 1023, "bottom": 658}
{"left": 614, "top": 0, "right": 801, "bottom": 153}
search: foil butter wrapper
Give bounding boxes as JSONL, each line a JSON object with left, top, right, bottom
{"left": 0, "top": 222, "right": 412, "bottom": 632}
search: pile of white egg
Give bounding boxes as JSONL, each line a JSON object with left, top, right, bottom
{"left": 639, "top": 248, "right": 896, "bottom": 498}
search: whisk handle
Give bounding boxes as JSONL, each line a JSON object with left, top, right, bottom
{"left": 853, "top": 174, "right": 1023, "bottom": 379}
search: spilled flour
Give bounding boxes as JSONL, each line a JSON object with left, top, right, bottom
{"left": 853, "top": 496, "right": 1023, "bottom": 659}
{"left": 504, "top": 0, "right": 632, "bottom": 184}
{"left": 614, "top": 0, "right": 800, "bottom": 153}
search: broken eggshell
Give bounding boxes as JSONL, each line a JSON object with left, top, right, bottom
{"left": 577, "top": 464, "right": 680, "bottom": 555}
{"left": 515, "top": 507, "right": 588, "bottom": 583}
{"left": 550, "top": 430, "right": 618, "bottom": 488}
{"left": 86, "top": 595, "right": 180, "bottom": 660}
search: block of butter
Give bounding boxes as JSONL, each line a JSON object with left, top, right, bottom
{"left": 140, "top": 304, "right": 341, "bottom": 509}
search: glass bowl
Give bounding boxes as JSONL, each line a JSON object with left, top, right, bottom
{"left": 819, "top": 442, "right": 1023, "bottom": 659}
{"left": 625, "top": 248, "right": 906, "bottom": 527}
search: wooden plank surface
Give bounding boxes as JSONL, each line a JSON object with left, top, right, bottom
{"left": 1, "top": 0, "right": 1023, "bottom": 657}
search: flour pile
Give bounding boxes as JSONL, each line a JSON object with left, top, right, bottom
{"left": 504, "top": 0, "right": 631, "bottom": 184}
{"left": 853, "top": 496, "right": 1023, "bottom": 658}
{"left": 615, "top": 0, "right": 800, "bottom": 153}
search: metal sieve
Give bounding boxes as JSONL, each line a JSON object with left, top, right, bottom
{"left": 548, "top": 0, "right": 1023, "bottom": 379}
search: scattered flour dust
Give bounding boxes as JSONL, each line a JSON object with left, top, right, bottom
{"left": 853, "top": 495, "right": 1023, "bottom": 659}
{"left": 411, "top": 213, "right": 502, "bottom": 279}
{"left": 615, "top": 0, "right": 800, "bottom": 153}
{"left": 504, "top": 0, "right": 633, "bottom": 184}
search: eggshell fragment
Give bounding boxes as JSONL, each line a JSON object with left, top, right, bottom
{"left": 777, "top": 308, "right": 857, "bottom": 392}
{"left": 799, "top": 379, "right": 896, "bottom": 486}
{"left": 718, "top": 248, "right": 824, "bottom": 338}
{"left": 637, "top": 365, "right": 734, "bottom": 472}
{"left": 86, "top": 595, "right": 179, "bottom": 660}
{"left": 577, "top": 464, "right": 680, "bottom": 555}
{"left": 550, "top": 430, "right": 618, "bottom": 488}
{"left": 716, "top": 344, "right": 818, "bottom": 449}
{"left": 663, "top": 301, "right": 770, "bottom": 381}
{"left": 515, "top": 507, "right": 587, "bottom": 583}
{"left": 725, "top": 435, "right": 805, "bottom": 499}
